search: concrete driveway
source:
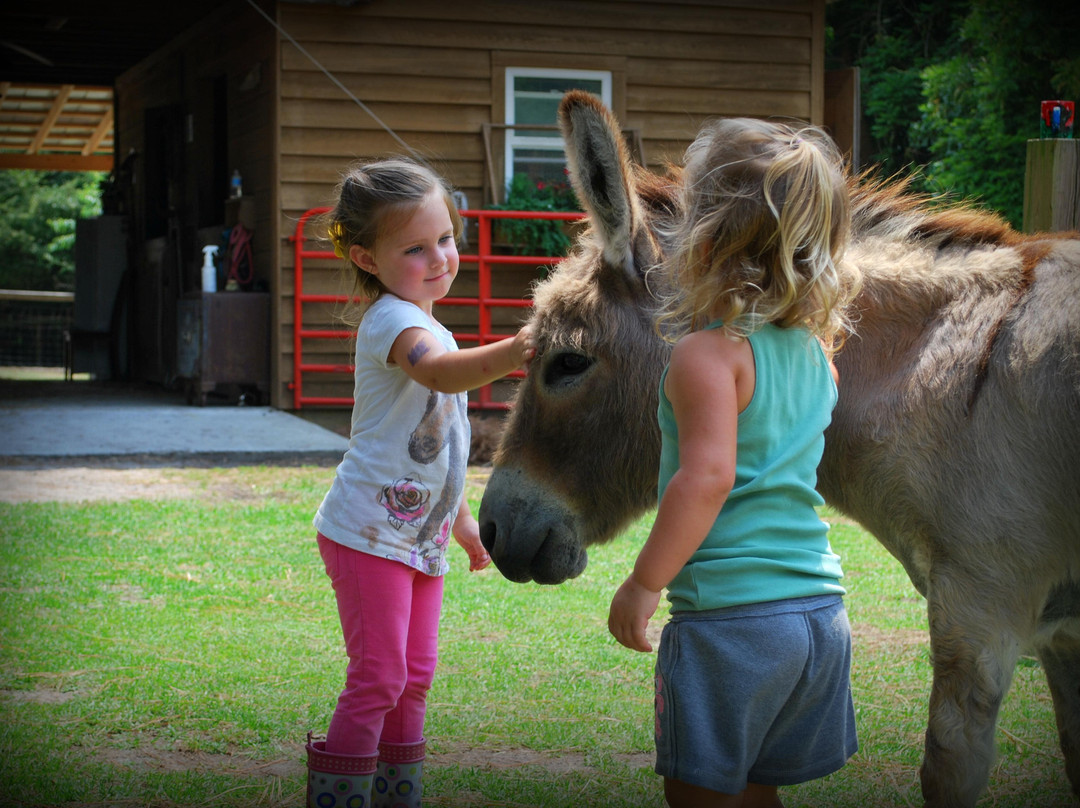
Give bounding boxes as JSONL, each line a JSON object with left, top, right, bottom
{"left": 0, "top": 379, "right": 349, "bottom": 468}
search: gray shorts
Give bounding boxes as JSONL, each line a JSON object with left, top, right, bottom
{"left": 654, "top": 594, "right": 858, "bottom": 794}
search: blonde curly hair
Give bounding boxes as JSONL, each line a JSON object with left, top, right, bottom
{"left": 659, "top": 118, "right": 861, "bottom": 345}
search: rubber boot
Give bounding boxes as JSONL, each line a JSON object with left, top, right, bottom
{"left": 372, "top": 739, "right": 425, "bottom": 808}
{"left": 306, "top": 733, "right": 378, "bottom": 808}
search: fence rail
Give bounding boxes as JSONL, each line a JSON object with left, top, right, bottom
{"left": 289, "top": 207, "right": 582, "bottom": 411}
{"left": 0, "top": 289, "right": 74, "bottom": 368}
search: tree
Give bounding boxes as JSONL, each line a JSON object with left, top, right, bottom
{"left": 827, "top": 0, "right": 1080, "bottom": 227}
{"left": 827, "top": 0, "right": 969, "bottom": 178}
{"left": 0, "top": 170, "right": 104, "bottom": 291}
{"left": 915, "top": 0, "right": 1080, "bottom": 226}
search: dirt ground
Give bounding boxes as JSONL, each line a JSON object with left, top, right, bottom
{"left": 0, "top": 467, "right": 203, "bottom": 503}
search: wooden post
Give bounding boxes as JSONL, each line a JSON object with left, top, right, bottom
{"left": 825, "top": 68, "right": 861, "bottom": 169}
{"left": 1023, "top": 139, "right": 1079, "bottom": 233}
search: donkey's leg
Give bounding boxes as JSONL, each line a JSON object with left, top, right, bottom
{"left": 919, "top": 580, "right": 1022, "bottom": 808}
{"left": 1039, "top": 631, "right": 1080, "bottom": 800}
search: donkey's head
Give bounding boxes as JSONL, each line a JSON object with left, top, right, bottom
{"left": 477, "top": 91, "right": 680, "bottom": 584}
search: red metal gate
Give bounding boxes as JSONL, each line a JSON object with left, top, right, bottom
{"left": 289, "top": 207, "right": 583, "bottom": 411}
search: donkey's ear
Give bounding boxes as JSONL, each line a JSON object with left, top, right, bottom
{"left": 558, "top": 91, "right": 642, "bottom": 277}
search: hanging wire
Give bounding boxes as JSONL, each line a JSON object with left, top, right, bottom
{"left": 244, "top": 0, "right": 422, "bottom": 160}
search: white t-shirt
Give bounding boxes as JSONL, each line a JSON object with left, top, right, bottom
{"left": 313, "top": 295, "right": 469, "bottom": 576}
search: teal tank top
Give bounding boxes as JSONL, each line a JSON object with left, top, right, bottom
{"left": 658, "top": 322, "right": 845, "bottom": 612}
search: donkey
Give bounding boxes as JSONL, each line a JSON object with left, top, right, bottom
{"left": 477, "top": 91, "right": 1080, "bottom": 807}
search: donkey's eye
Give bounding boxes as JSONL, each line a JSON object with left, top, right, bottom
{"left": 557, "top": 352, "right": 592, "bottom": 374}
{"left": 543, "top": 351, "right": 594, "bottom": 390}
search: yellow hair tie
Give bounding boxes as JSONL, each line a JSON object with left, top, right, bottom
{"left": 328, "top": 223, "right": 347, "bottom": 259}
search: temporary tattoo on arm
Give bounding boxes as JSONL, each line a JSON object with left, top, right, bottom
{"left": 407, "top": 339, "right": 431, "bottom": 367}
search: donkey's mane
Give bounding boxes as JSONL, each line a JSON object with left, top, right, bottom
{"left": 633, "top": 162, "right": 1032, "bottom": 263}
{"left": 850, "top": 172, "right": 1022, "bottom": 249}
{"left": 633, "top": 162, "right": 682, "bottom": 220}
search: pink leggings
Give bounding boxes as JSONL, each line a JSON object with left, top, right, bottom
{"left": 317, "top": 533, "right": 443, "bottom": 756}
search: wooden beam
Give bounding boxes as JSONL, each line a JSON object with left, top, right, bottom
{"left": 0, "top": 289, "right": 75, "bottom": 303}
{"left": 83, "top": 105, "right": 114, "bottom": 155}
{"left": 26, "top": 84, "right": 73, "bottom": 154}
{"left": 811, "top": 0, "right": 825, "bottom": 125}
{"left": 0, "top": 153, "right": 113, "bottom": 171}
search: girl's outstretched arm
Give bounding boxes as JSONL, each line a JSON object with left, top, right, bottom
{"left": 608, "top": 330, "right": 746, "bottom": 652}
{"left": 453, "top": 498, "right": 491, "bottom": 571}
{"left": 389, "top": 323, "right": 535, "bottom": 394}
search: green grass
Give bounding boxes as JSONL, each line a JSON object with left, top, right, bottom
{"left": 0, "top": 367, "right": 86, "bottom": 382}
{"left": 0, "top": 467, "right": 1072, "bottom": 807}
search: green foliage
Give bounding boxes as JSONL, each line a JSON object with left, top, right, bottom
{"left": 491, "top": 173, "right": 581, "bottom": 257}
{"left": 827, "top": 0, "right": 1080, "bottom": 228}
{"left": 914, "top": 57, "right": 1030, "bottom": 224}
{"left": 0, "top": 170, "right": 105, "bottom": 291}
{"left": 912, "top": 0, "right": 1079, "bottom": 226}
{"left": 827, "top": 0, "right": 969, "bottom": 178}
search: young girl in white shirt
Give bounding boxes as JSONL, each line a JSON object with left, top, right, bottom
{"left": 306, "top": 157, "right": 534, "bottom": 808}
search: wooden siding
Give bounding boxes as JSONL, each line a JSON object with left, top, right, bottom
{"left": 276, "top": 0, "right": 824, "bottom": 410}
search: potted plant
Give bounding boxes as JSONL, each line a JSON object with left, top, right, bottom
{"left": 490, "top": 173, "right": 582, "bottom": 257}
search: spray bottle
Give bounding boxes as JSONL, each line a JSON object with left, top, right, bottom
{"left": 201, "top": 245, "right": 220, "bottom": 293}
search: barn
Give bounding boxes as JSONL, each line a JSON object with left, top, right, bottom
{"left": 2, "top": 0, "right": 849, "bottom": 428}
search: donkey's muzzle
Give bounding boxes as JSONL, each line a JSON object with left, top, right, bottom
{"left": 477, "top": 465, "right": 588, "bottom": 585}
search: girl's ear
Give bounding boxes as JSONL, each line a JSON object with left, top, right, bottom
{"left": 350, "top": 244, "right": 377, "bottom": 275}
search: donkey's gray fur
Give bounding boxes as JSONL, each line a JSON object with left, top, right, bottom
{"left": 477, "top": 91, "right": 1080, "bottom": 807}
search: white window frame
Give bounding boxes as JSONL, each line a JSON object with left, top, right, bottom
{"left": 503, "top": 67, "right": 612, "bottom": 192}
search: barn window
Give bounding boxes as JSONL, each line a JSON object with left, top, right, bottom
{"left": 504, "top": 67, "right": 611, "bottom": 190}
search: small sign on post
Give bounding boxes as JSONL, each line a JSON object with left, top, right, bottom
{"left": 1039, "top": 101, "right": 1075, "bottom": 139}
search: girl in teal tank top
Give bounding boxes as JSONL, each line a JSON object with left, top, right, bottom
{"left": 608, "top": 117, "right": 863, "bottom": 807}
